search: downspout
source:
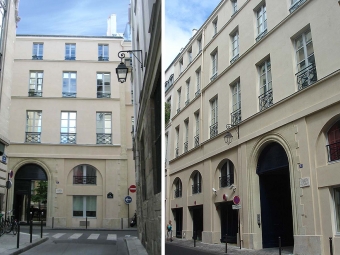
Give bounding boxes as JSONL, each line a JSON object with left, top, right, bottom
{"left": 200, "top": 27, "right": 205, "bottom": 143}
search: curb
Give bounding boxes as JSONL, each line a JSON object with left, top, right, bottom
{"left": 43, "top": 228, "right": 137, "bottom": 231}
{"left": 8, "top": 237, "right": 49, "bottom": 255}
{"left": 124, "top": 236, "right": 148, "bottom": 255}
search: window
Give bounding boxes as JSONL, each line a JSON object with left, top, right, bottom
{"left": 210, "top": 97, "right": 218, "bottom": 138}
{"left": 220, "top": 160, "right": 234, "bottom": 188}
{"left": 194, "top": 111, "right": 200, "bottom": 147}
{"left": 179, "top": 59, "right": 183, "bottom": 74}
{"left": 184, "top": 120, "right": 189, "bottom": 152}
{"left": 259, "top": 59, "right": 273, "bottom": 111}
{"left": 26, "top": 111, "right": 42, "bottom": 143}
{"left": 73, "top": 196, "right": 96, "bottom": 217}
{"left": 175, "top": 127, "right": 179, "bottom": 157}
{"left": 231, "top": 0, "right": 237, "bottom": 14}
{"left": 73, "top": 165, "right": 97, "bottom": 184}
{"left": 327, "top": 120, "right": 340, "bottom": 162}
{"left": 295, "top": 29, "right": 317, "bottom": 90}
{"left": 231, "top": 81, "right": 241, "bottom": 125}
{"left": 98, "top": 44, "right": 109, "bottom": 61}
{"left": 65, "top": 44, "right": 76, "bottom": 60}
{"left": 174, "top": 178, "right": 182, "bottom": 198}
{"left": 211, "top": 50, "right": 218, "bottom": 81}
{"left": 62, "top": 72, "right": 77, "bottom": 97}
{"left": 97, "top": 73, "right": 111, "bottom": 98}
{"left": 185, "top": 79, "right": 190, "bottom": 105}
{"left": 165, "top": 133, "right": 168, "bottom": 163}
{"left": 60, "top": 112, "right": 76, "bottom": 144}
{"left": 231, "top": 31, "right": 239, "bottom": 63}
{"left": 289, "top": 0, "right": 306, "bottom": 13}
{"left": 29, "top": 71, "right": 43, "bottom": 97}
{"left": 177, "top": 88, "right": 181, "bottom": 113}
{"left": 195, "top": 69, "right": 201, "bottom": 96}
{"left": 96, "top": 112, "right": 112, "bottom": 144}
{"left": 188, "top": 48, "right": 192, "bottom": 63}
{"left": 256, "top": 4, "right": 267, "bottom": 41}
{"left": 212, "top": 18, "right": 218, "bottom": 36}
{"left": 334, "top": 188, "right": 340, "bottom": 233}
{"left": 192, "top": 171, "right": 202, "bottom": 194}
{"left": 32, "top": 43, "right": 43, "bottom": 60}
{"left": 197, "top": 37, "right": 202, "bottom": 53}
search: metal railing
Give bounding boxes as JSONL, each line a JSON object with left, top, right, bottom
{"left": 256, "top": 29, "right": 267, "bottom": 42}
{"left": 210, "top": 73, "right": 218, "bottom": 82}
{"left": 62, "top": 92, "right": 77, "bottom": 98}
{"left": 174, "top": 189, "right": 182, "bottom": 198}
{"left": 177, "top": 108, "right": 181, "bottom": 114}
{"left": 194, "top": 134, "right": 199, "bottom": 147}
{"left": 185, "top": 99, "right": 190, "bottom": 106}
{"left": 326, "top": 142, "right": 340, "bottom": 162}
{"left": 96, "top": 133, "right": 112, "bottom": 144}
{"left": 259, "top": 89, "right": 273, "bottom": 111}
{"left": 175, "top": 147, "right": 179, "bottom": 158}
{"left": 65, "top": 56, "right": 76, "bottom": 60}
{"left": 230, "top": 54, "right": 239, "bottom": 64}
{"left": 210, "top": 122, "right": 218, "bottom": 138}
{"left": 289, "top": 0, "right": 306, "bottom": 13}
{"left": 184, "top": 141, "right": 188, "bottom": 152}
{"left": 28, "top": 91, "right": 42, "bottom": 97}
{"left": 73, "top": 176, "right": 97, "bottom": 185}
{"left": 231, "top": 108, "right": 241, "bottom": 125}
{"left": 97, "top": 92, "right": 111, "bottom": 98}
{"left": 32, "top": 55, "right": 43, "bottom": 60}
{"left": 98, "top": 56, "right": 109, "bottom": 61}
{"left": 192, "top": 183, "right": 201, "bottom": 194}
{"left": 60, "top": 133, "right": 76, "bottom": 144}
{"left": 296, "top": 63, "right": 317, "bottom": 90}
{"left": 195, "top": 89, "right": 201, "bottom": 97}
{"left": 220, "top": 175, "right": 233, "bottom": 188}
{"left": 25, "top": 132, "right": 41, "bottom": 143}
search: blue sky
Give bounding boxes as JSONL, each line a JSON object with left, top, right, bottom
{"left": 17, "top": 0, "right": 130, "bottom": 36}
{"left": 165, "top": 0, "right": 222, "bottom": 68}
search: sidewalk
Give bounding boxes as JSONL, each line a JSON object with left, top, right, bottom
{"left": 125, "top": 235, "right": 149, "bottom": 255}
{"left": 167, "top": 238, "right": 294, "bottom": 255}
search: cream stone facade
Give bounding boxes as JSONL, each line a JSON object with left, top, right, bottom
{"left": 165, "top": 0, "right": 340, "bottom": 254}
{"left": 7, "top": 35, "right": 136, "bottom": 229}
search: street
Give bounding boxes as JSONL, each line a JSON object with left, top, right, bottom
{"left": 166, "top": 242, "right": 221, "bottom": 255}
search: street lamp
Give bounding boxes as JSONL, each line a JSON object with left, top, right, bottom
{"left": 116, "top": 50, "right": 143, "bottom": 83}
{"left": 224, "top": 124, "right": 239, "bottom": 145}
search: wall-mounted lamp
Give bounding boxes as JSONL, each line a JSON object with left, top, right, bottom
{"left": 223, "top": 124, "right": 239, "bottom": 145}
{"left": 116, "top": 50, "right": 143, "bottom": 83}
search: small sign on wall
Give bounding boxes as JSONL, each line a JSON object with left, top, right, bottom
{"left": 107, "top": 192, "right": 114, "bottom": 199}
{"left": 300, "top": 177, "right": 310, "bottom": 188}
{"left": 56, "top": 188, "right": 63, "bottom": 194}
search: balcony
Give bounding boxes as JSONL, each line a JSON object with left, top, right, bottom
{"left": 192, "top": 183, "right": 201, "bottom": 194}
{"left": 327, "top": 142, "right": 340, "bottom": 162}
{"left": 174, "top": 189, "right": 182, "bottom": 198}
{"left": 177, "top": 108, "right": 181, "bottom": 114}
{"left": 65, "top": 56, "right": 76, "bottom": 60}
{"left": 210, "top": 73, "right": 217, "bottom": 82}
{"left": 256, "top": 29, "right": 267, "bottom": 42}
{"left": 60, "top": 133, "right": 76, "bottom": 144}
{"left": 220, "top": 175, "right": 233, "bottom": 188}
{"left": 98, "top": 56, "right": 109, "bottom": 61}
{"left": 185, "top": 99, "right": 190, "bottom": 106}
{"left": 32, "top": 55, "right": 43, "bottom": 60}
{"left": 231, "top": 108, "right": 241, "bottom": 125}
{"left": 195, "top": 89, "right": 201, "bottom": 97}
{"left": 62, "top": 92, "right": 77, "bottom": 98}
{"left": 194, "top": 134, "right": 199, "bottom": 148}
{"left": 96, "top": 133, "right": 112, "bottom": 144}
{"left": 259, "top": 89, "right": 273, "bottom": 111}
{"left": 289, "top": 0, "right": 306, "bottom": 13}
{"left": 97, "top": 92, "right": 111, "bottom": 98}
{"left": 230, "top": 54, "right": 239, "bottom": 64}
{"left": 28, "top": 91, "right": 42, "bottom": 97}
{"left": 184, "top": 141, "right": 188, "bottom": 152}
{"left": 73, "top": 176, "right": 97, "bottom": 185}
{"left": 25, "top": 132, "right": 41, "bottom": 143}
{"left": 210, "top": 122, "right": 218, "bottom": 138}
{"left": 296, "top": 64, "right": 317, "bottom": 90}
{"left": 175, "top": 147, "right": 179, "bottom": 158}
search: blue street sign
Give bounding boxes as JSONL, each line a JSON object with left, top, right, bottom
{"left": 124, "top": 196, "right": 132, "bottom": 204}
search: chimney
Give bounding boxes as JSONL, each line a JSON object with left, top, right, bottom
{"left": 107, "top": 14, "right": 117, "bottom": 36}
{"left": 192, "top": 29, "right": 197, "bottom": 36}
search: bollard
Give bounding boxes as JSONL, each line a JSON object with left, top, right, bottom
{"left": 225, "top": 234, "right": 228, "bottom": 254}
{"left": 30, "top": 220, "right": 33, "bottom": 243}
{"left": 52, "top": 216, "right": 54, "bottom": 229}
{"left": 329, "top": 237, "right": 333, "bottom": 255}
{"left": 278, "top": 236, "right": 281, "bottom": 255}
{"left": 86, "top": 216, "right": 88, "bottom": 230}
{"left": 16, "top": 223, "right": 20, "bottom": 248}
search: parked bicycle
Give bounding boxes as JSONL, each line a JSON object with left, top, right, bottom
{"left": 0, "top": 213, "right": 5, "bottom": 236}
{"left": 4, "top": 210, "right": 18, "bottom": 235}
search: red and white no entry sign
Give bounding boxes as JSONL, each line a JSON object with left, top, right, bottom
{"left": 233, "top": 195, "right": 240, "bottom": 205}
{"left": 129, "top": 184, "right": 137, "bottom": 193}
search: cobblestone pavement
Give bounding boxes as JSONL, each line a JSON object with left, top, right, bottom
{"left": 166, "top": 238, "right": 294, "bottom": 255}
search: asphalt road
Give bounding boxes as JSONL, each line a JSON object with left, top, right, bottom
{"left": 166, "top": 242, "right": 222, "bottom": 255}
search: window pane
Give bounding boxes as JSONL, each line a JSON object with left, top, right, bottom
{"left": 70, "top": 113, "right": 76, "bottom": 119}
{"left": 73, "top": 196, "right": 83, "bottom": 217}
{"left": 296, "top": 35, "right": 303, "bottom": 49}
{"left": 306, "top": 42, "right": 314, "bottom": 58}
{"left": 296, "top": 48, "right": 305, "bottom": 64}
{"left": 86, "top": 196, "right": 96, "bottom": 217}
{"left": 335, "top": 188, "right": 340, "bottom": 233}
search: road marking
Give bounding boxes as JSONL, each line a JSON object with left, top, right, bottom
{"left": 107, "top": 234, "right": 117, "bottom": 241}
{"left": 52, "top": 233, "right": 66, "bottom": 239}
{"left": 20, "top": 232, "right": 39, "bottom": 237}
{"left": 69, "top": 233, "right": 83, "bottom": 239}
{"left": 88, "top": 234, "right": 100, "bottom": 240}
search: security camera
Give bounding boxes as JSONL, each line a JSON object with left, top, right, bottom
{"left": 230, "top": 184, "right": 236, "bottom": 192}
{"left": 212, "top": 188, "right": 217, "bottom": 193}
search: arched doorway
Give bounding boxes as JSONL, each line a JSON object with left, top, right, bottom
{"left": 257, "top": 142, "right": 294, "bottom": 248}
{"left": 14, "top": 164, "right": 47, "bottom": 224}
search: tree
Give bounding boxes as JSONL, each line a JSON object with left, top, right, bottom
{"left": 31, "top": 181, "right": 48, "bottom": 204}
{"left": 165, "top": 102, "right": 171, "bottom": 124}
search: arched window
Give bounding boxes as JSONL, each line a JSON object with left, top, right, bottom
{"left": 220, "top": 160, "right": 234, "bottom": 188}
{"left": 73, "top": 165, "right": 97, "bottom": 184}
{"left": 174, "top": 178, "right": 182, "bottom": 198}
{"left": 192, "top": 171, "right": 202, "bottom": 194}
{"left": 327, "top": 120, "right": 340, "bottom": 162}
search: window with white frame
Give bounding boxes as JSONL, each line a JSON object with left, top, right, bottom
{"left": 259, "top": 59, "right": 273, "bottom": 110}
{"left": 65, "top": 43, "right": 76, "bottom": 60}
{"left": 96, "top": 112, "right": 112, "bottom": 144}
{"left": 185, "top": 79, "right": 190, "bottom": 105}
{"left": 98, "top": 44, "right": 109, "bottom": 61}
{"left": 231, "top": 81, "right": 241, "bottom": 125}
{"left": 211, "top": 50, "right": 218, "bottom": 80}
{"left": 256, "top": 4, "right": 267, "bottom": 41}
{"left": 165, "top": 133, "right": 168, "bottom": 163}
{"left": 231, "top": 0, "right": 237, "bottom": 14}
{"left": 26, "top": 111, "right": 42, "bottom": 143}
{"left": 196, "top": 68, "right": 201, "bottom": 95}
{"left": 73, "top": 196, "right": 96, "bottom": 217}
{"left": 194, "top": 111, "right": 200, "bottom": 147}
{"left": 29, "top": 71, "right": 43, "bottom": 97}
{"left": 231, "top": 31, "right": 239, "bottom": 63}
{"left": 184, "top": 119, "right": 189, "bottom": 152}
{"left": 73, "top": 165, "right": 97, "bottom": 184}
{"left": 177, "top": 88, "right": 181, "bottom": 113}
{"left": 60, "top": 112, "right": 76, "bottom": 144}
{"left": 289, "top": 0, "right": 306, "bottom": 13}
{"left": 334, "top": 187, "right": 340, "bottom": 233}
{"left": 97, "top": 73, "right": 111, "bottom": 98}
{"left": 212, "top": 18, "right": 218, "bottom": 36}
{"left": 62, "top": 72, "right": 77, "bottom": 97}
{"left": 175, "top": 127, "right": 179, "bottom": 157}
{"left": 179, "top": 59, "right": 183, "bottom": 74}
{"left": 32, "top": 43, "right": 43, "bottom": 60}
{"left": 210, "top": 97, "right": 218, "bottom": 138}
{"left": 188, "top": 48, "right": 192, "bottom": 63}
{"left": 197, "top": 37, "right": 202, "bottom": 53}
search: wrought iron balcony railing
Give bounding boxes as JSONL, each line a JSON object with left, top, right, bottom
{"left": 210, "top": 122, "right": 218, "bottom": 138}
{"left": 97, "top": 92, "right": 111, "bottom": 98}
{"left": 32, "top": 55, "right": 43, "bottom": 60}
{"left": 185, "top": 99, "right": 190, "bottom": 106}
{"left": 192, "top": 183, "right": 201, "bottom": 194}
{"left": 184, "top": 141, "right": 188, "bottom": 153}
{"left": 210, "top": 73, "right": 218, "bottom": 82}
{"left": 177, "top": 108, "right": 181, "bottom": 114}
{"left": 327, "top": 142, "right": 340, "bottom": 162}
{"left": 65, "top": 56, "right": 76, "bottom": 60}
{"left": 96, "top": 133, "right": 112, "bottom": 144}
{"left": 25, "top": 132, "right": 41, "bottom": 143}
{"left": 194, "top": 134, "right": 199, "bottom": 148}
{"left": 259, "top": 89, "right": 273, "bottom": 111}
{"left": 28, "top": 91, "right": 42, "bottom": 97}
{"left": 231, "top": 108, "right": 241, "bottom": 125}
{"left": 230, "top": 54, "right": 239, "bottom": 64}
{"left": 195, "top": 89, "right": 201, "bottom": 97}
{"left": 296, "top": 63, "right": 317, "bottom": 90}
{"left": 60, "top": 133, "right": 76, "bottom": 144}
{"left": 175, "top": 147, "right": 179, "bottom": 158}
{"left": 256, "top": 29, "right": 267, "bottom": 42}
{"left": 62, "top": 92, "right": 77, "bottom": 98}
{"left": 289, "top": 0, "right": 306, "bottom": 13}
{"left": 220, "top": 174, "right": 233, "bottom": 188}
{"left": 174, "top": 189, "right": 182, "bottom": 198}
{"left": 73, "top": 176, "right": 97, "bottom": 185}
{"left": 98, "top": 56, "right": 109, "bottom": 61}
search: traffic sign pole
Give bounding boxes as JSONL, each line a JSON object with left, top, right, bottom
{"left": 5, "top": 172, "right": 9, "bottom": 221}
{"left": 128, "top": 188, "right": 129, "bottom": 228}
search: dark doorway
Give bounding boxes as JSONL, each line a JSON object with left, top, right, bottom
{"left": 220, "top": 202, "right": 238, "bottom": 243}
{"left": 14, "top": 164, "right": 47, "bottom": 224}
{"left": 190, "top": 205, "right": 203, "bottom": 240}
{"left": 257, "top": 142, "right": 294, "bottom": 248}
{"left": 173, "top": 208, "right": 183, "bottom": 238}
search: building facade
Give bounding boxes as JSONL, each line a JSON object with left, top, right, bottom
{"left": 165, "top": 0, "right": 340, "bottom": 254}
{"left": 130, "top": 0, "right": 161, "bottom": 254}
{"left": 7, "top": 35, "right": 136, "bottom": 229}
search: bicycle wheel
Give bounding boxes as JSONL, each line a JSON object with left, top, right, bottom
{"left": 0, "top": 221, "right": 4, "bottom": 236}
{"left": 13, "top": 223, "right": 18, "bottom": 235}
{"left": 4, "top": 221, "right": 11, "bottom": 234}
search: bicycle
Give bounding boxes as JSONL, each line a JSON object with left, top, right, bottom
{"left": 0, "top": 213, "right": 4, "bottom": 236}
{"left": 4, "top": 210, "right": 18, "bottom": 235}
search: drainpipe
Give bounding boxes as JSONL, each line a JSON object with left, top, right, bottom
{"left": 200, "top": 27, "right": 205, "bottom": 141}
